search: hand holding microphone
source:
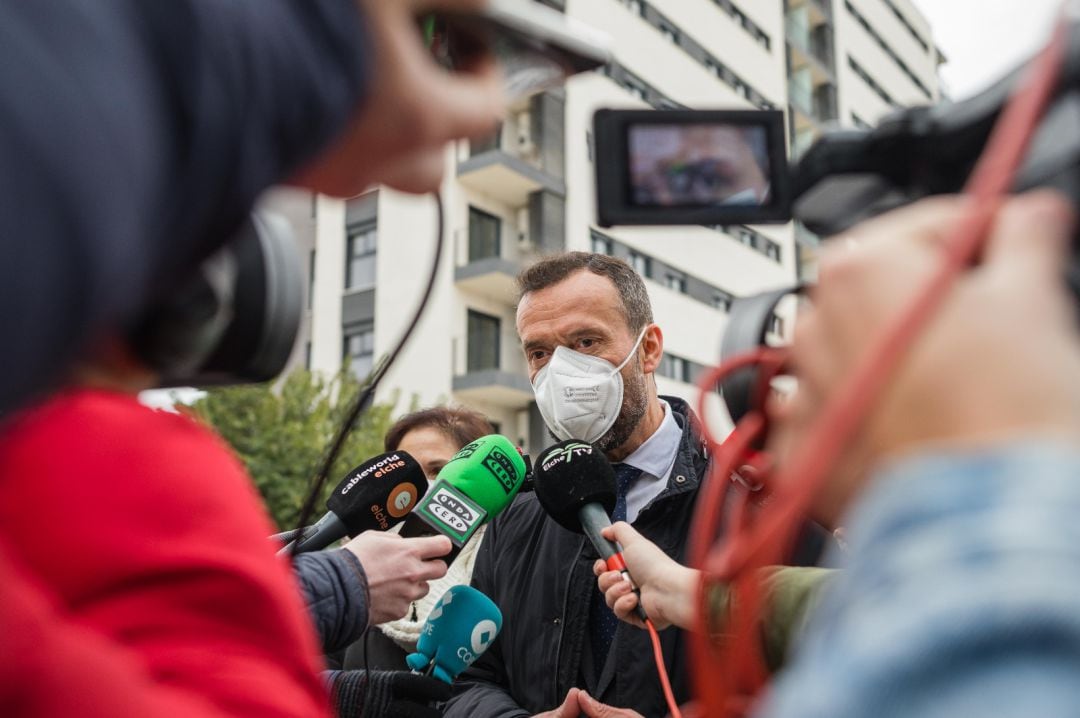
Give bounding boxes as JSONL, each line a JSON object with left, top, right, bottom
{"left": 593, "top": 522, "right": 698, "bottom": 631}
{"left": 343, "top": 532, "right": 451, "bottom": 625}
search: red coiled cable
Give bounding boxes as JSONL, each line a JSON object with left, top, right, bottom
{"left": 686, "top": 9, "right": 1071, "bottom": 717}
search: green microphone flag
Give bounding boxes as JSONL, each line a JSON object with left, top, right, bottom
{"left": 412, "top": 434, "right": 527, "bottom": 546}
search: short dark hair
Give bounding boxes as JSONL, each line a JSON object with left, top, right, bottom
{"left": 384, "top": 405, "right": 495, "bottom": 453}
{"left": 517, "top": 252, "right": 653, "bottom": 332}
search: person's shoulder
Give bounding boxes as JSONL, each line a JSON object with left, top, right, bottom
{"left": 659, "top": 395, "right": 700, "bottom": 429}
{"left": 2, "top": 389, "right": 221, "bottom": 450}
{"left": 491, "top": 491, "right": 544, "bottom": 529}
{"left": 0, "top": 388, "right": 260, "bottom": 529}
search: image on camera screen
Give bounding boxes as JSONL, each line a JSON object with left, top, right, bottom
{"left": 628, "top": 123, "right": 771, "bottom": 208}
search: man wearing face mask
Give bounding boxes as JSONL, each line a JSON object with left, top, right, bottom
{"left": 444, "top": 252, "right": 707, "bottom": 718}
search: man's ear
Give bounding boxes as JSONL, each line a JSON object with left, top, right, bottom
{"left": 639, "top": 324, "right": 663, "bottom": 375}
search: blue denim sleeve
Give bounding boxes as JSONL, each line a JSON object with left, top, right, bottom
{"left": 758, "top": 441, "right": 1080, "bottom": 718}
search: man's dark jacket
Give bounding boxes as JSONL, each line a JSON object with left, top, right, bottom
{"left": 445, "top": 397, "right": 707, "bottom": 718}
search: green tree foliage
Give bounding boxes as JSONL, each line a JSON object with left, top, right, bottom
{"left": 191, "top": 367, "right": 396, "bottom": 530}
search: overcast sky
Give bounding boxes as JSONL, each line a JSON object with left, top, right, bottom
{"left": 911, "top": 0, "right": 1062, "bottom": 99}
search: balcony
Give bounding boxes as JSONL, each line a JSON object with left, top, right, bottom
{"left": 786, "top": 14, "right": 835, "bottom": 87}
{"left": 453, "top": 207, "right": 528, "bottom": 306}
{"left": 787, "top": 0, "right": 831, "bottom": 25}
{"left": 794, "top": 221, "right": 821, "bottom": 248}
{"left": 456, "top": 102, "right": 565, "bottom": 208}
{"left": 451, "top": 329, "right": 534, "bottom": 410}
{"left": 455, "top": 257, "right": 521, "bottom": 306}
{"left": 788, "top": 74, "right": 837, "bottom": 136}
{"left": 790, "top": 125, "right": 818, "bottom": 159}
{"left": 452, "top": 369, "right": 535, "bottom": 409}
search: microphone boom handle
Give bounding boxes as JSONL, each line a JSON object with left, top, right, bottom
{"left": 579, "top": 503, "right": 617, "bottom": 560}
{"left": 578, "top": 503, "right": 648, "bottom": 622}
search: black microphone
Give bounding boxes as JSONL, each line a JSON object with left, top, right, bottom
{"left": 281, "top": 451, "right": 428, "bottom": 555}
{"left": 533, "top": 440, "right": 648, "bottom": 621}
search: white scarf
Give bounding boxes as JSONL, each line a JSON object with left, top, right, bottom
{"left": 376, "top": 525, "right": 488, "bottom": 652}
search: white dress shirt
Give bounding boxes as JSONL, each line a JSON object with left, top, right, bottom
{"left": 620, "top": 400, "right": 682, "bottom": 524}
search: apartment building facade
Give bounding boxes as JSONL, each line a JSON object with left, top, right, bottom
{"left": 264, "top": 0, "right": 941, "bottom": 452}
{"left": 786, "top": 0, "right": 944, "bottom": 275}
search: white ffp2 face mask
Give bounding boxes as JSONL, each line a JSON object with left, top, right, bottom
{"left": 531, "top": 328, "right": 647, "bottom": 444}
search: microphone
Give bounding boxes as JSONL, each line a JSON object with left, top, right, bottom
{"left": 403, "top": 434, "right": 527, "bottom": 551}
{"left": 282, "top": 451, "right": 428, "bottom": 554}
{"left": 405, "top": 585, "right": 503, "bottom": 683}
{"left": 532, "top": 439, "right": 647, "bottom": 621}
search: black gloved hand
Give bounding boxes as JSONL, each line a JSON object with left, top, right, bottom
{"left": 328, "top": 669, "right": 451, "bottom": 718}
{"left": 384, "top": 671, "right": 452, "bottom": 718}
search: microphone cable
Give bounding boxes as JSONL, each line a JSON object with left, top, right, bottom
{"left": 645, "top": 616, "right": 683, "bottom": 718}
{"left": 289, "top": 191, "right": 446, "bottom": 556}
{"left": 687, "top": 9, "right": 1072, "bottom": 716}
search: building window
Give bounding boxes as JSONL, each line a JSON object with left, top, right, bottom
{"left": 711, "top": 291, "right": 734, "bottom": 311}
{"left": 848, "top": 56, "right": 896, "bottom": 107}
{"left": 308, "top": 249, "right": 316, "bottom": 310}
{"left": 629, "top": 251, "right": 652, "bottom": 278}
{"left": 468, "top": 207, "right": 502, "bottom": 262}
{"left": 622, "top": 0, "right": 646, "bottom": 17}
{"left": 467, "top": 310, "right": 501, "bottom": 372}
{"left": 305, "top": 341, "right": 312, "bottom": 370}
{"left": 659, "top": 21, "right": 679, "bottom": 44}
{"left": 591, "top": 232, "right": 613, "bottom": 255}
{"left": 664, "top": 272, "right": 687, "bottom": 293}
{"left": 346, "top": 223, "right": 377, "bottom": 290}
{"left": 343, "top": 323, "right": 375, "bottom": 379}
{"left": 768, "top": 313, "right": 785, "bottom": 336}
{"left": 658, "top": 354, "right": 691, "bottom": 383}
{"left": 735, "top": 227, "right": 757, "bottom": 248}
{"left": 624, "top": 76, "right": 648, "bottom": 102}
{"left": 764, "top": 241, "right": 781, "bottom": 262}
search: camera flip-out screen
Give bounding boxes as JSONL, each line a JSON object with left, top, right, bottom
{"left": 594, "top": 109, "right": 791, "bottom": 227}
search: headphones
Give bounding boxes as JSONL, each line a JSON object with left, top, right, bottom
{"left": 131, "top": 212, "right": 304, "bottom": 388}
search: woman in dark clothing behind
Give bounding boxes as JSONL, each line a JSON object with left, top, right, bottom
{"left": 341, "top": 406, "right": 495, "bottom": 672}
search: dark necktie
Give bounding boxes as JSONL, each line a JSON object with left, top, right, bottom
{"left": 588, "top": 463, "right": 642, "bottom": 668}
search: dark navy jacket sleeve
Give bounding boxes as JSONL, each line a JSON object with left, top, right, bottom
{"left": 0, "top": 1, "right": 371, "bottom": 413}
{"left": 294, "top": 549, "right": 371, "bottom": 653}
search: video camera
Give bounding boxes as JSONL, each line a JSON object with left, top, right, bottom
{"left": 592, "top": 20, "right": 1080, "bottom": 421}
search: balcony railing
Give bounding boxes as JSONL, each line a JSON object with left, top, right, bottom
{"left": 786, "top": 13, "right": 835, "bottom": 77}
{"left": 451, "top": 333, "right": 534, "bottom": 409}
{"left": 457, "top": 103, "right": 565, "bottom": 207}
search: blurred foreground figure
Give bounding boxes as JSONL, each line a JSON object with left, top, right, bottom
{"left": 0, "top": 0, "right": 500, "bottom": 415}
{"left": 760, "top": 193, "right": 1080, "bottom": 717}
{"left": 0, "top": 338, "right": 332, "bottom": 716}
{"left": 0, "top": 1, "right": 500, "bottom": 715}
{"left": 591, "top": 191, "right": 1080, "bottom": 718}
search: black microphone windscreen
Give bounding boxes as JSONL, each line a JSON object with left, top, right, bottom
{"left": 326, "top": 451, "right": 428, "bottom": 536}
{"left": 533, "top": 440, "right": 616, "bottom": 533}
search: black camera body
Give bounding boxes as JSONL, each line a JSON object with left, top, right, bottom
{"left": 592, "top": 22, "right": 1080, "bottom": 423}
{"left": 594, "top": 109, "right": 791, "bottom": 227}
{"left": 792, "top": 27, "right": 1080, "bottom": 273}
{"left": 131, "top": 212, "right": 303, "bottom": 388}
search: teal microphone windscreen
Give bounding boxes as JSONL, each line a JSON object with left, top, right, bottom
{"left": 405, "top": 585, "right": 503, "bottom": 683}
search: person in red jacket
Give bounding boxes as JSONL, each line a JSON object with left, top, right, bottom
{"left": 0, "top": 338, "right": 332, "bottom": 717}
